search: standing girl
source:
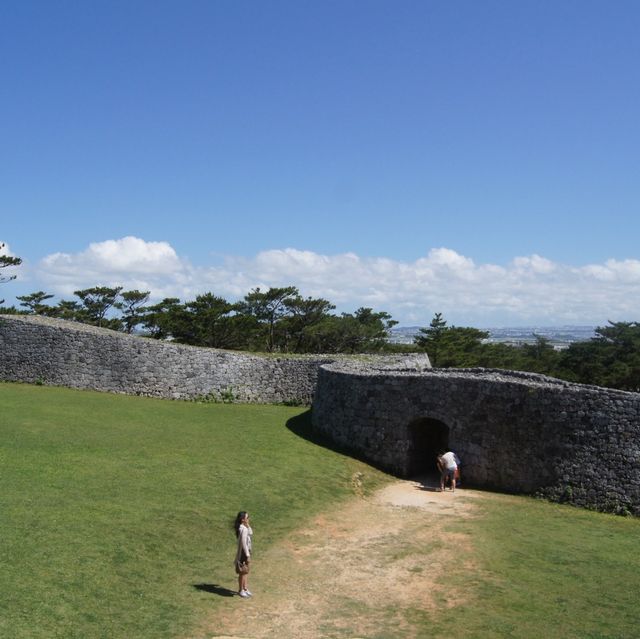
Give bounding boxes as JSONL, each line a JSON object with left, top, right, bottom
{"left": 234, "top": 511, "right": 253, "bottom": 598}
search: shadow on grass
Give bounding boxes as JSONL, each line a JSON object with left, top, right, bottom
{"left": 192, "top": 583, "right": 237, "bottom": 597}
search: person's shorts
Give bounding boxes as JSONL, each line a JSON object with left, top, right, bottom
{"left": 443, "top": 467, "right": 456, "bottom": 479}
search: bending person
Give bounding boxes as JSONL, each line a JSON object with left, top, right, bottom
{"left": 438, "top": 451, "right": 461, "bottom": 492}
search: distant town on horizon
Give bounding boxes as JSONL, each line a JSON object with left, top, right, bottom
{"left": 390, "top": 325, "right": 597, "bottom": 349}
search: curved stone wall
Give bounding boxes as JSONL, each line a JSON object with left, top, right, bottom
{"left": 0, "top": 315, "right": 334, "bottom": 404}
{"left": 3, "top": 314, "right": 639, "bottom": 515}
{"left": 311, "top": 360, "right": 640, "bottom": 515}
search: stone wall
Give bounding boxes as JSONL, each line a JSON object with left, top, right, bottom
{"left": 3, "top": 314, "right": 639, "bottom": 515}
{"left": 311, "top": 360, "right": 640, "bottom": 515}
{"left": 0, "top": 315, "right": 334, "bottom": 404}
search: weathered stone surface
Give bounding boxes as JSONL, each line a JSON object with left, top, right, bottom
{"left": 2, "top": 314, "right": 639, "bottom": 515}
{"left": 0, "top": 315, "right": 333, "bottom": 404}
{"left": 311, "top": 360, "right": 640, "bottom": 516}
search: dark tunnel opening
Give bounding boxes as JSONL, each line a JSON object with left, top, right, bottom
{"left": 407, "top": 417, "right": 450, "bottom": 477}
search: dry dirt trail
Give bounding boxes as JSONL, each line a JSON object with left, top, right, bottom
{"left": 192, "top": 476, "right": 483, "bottom": 639}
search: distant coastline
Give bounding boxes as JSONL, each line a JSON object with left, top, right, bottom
{"left": 389, "top": 325, "right": 596, "bottom": 349}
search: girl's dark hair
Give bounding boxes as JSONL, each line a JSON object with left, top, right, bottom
{"left": 234, "top": 511, "right": 247, "bottom": 538}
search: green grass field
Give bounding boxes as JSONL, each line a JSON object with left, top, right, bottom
{"left": 2, "top": 382, "right": 640, "bottom": 638}
{"left": 428, "top": 494, "right": 640, "bottom": 638}
{"left": 0, "top": 383, "right": 390, "bottom": 638}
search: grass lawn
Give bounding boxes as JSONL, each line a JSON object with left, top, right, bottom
{"left": 0, "top": 383, "right": 390, "bottom": 639}
{"left": 430, "top": 493, "right": 640, "bottom": 639}
{"left": 2, "top": 382, "right": 640, "bottom": 638}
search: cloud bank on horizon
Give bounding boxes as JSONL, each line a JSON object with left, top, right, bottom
{"left": 5, "top": 236, "right": 639, "bottom": 328}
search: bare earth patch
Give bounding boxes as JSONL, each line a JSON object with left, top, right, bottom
{"left": 192, "top": 477, "right": 483, "bottom": 639}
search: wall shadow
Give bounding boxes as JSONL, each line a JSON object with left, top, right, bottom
{"left": 285, "top": 409, "right": 379, "bottom": 469}
{"left": 286, "top": 410, "right": 468, "bottom": 488}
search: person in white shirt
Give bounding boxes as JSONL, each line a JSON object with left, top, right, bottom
{"left": 234, "top": 511, "right": 253, "bottom": 598}
{"left": 437, "top": 451, "right": 461, "bottom": 492}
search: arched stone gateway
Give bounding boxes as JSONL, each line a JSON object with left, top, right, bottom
{"left": 407, "top": 417, "right": 450, "bottom": 477}
{"left": 312, "top": 360, "right": 640, "bottom": 516}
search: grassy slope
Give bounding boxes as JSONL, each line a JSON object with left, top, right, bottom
{"left": 2, "top": 383, "right": 640, "bottom": 639}
{"left": 439, "top": 494, "right": 640, "bottom": 639}
{"left": 0, "top": 383, "right": 389, "bottom": 639}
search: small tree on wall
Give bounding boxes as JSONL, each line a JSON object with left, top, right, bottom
{"left": 115, "top": 290, "right": 150, "bottom": 334}
{"left": 414, "top": 312, "right": 447, "bottom": 366}
{"left": 239, "top": 286, "right": 299, "bottom": 352}
{"left": 0, "top": 243, "right": 22, "bottom": 304}
{"left": 17, "top": 291, "right": 55, "bottom": 314}
{"left": 74, "top": 286, "right": 123, "bottom": 328}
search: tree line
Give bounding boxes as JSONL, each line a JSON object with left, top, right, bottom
{"left": 4, "top": 286, "right": 398, "bottom": 354}
{"left": 414, "top": 312, "right": 640, "bottom": 393}
{"left": 1, "top": 263, "right": 638, "bottom": 391}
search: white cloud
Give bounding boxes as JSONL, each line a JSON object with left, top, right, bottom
{"left": 30, "top": 237, "right": 640, "bottom": 326}
{"left": 0, "top": 241, "right": 19, "bottom": 258}
{"left": 37, "top": 236, "right": 191, "bottom": 298}
{"left": 512, "top": 254, "right": 556, "bottom": 274}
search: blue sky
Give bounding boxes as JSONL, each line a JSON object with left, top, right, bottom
{"left": 2, "top": 1, "right": 639, "bottom": 327}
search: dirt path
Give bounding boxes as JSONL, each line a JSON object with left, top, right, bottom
{"left": 194, "top": 476, "right": 482, "bottom": 639}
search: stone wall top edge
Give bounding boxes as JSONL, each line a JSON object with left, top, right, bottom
{"left": 319, "top": 360, "right": 640, "bottom": 398}
{"left": 0, "top": 314, "right": 337, "bottom": 362}
{"left": 6, "top": 314, "right": 638, "bottom": 400}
